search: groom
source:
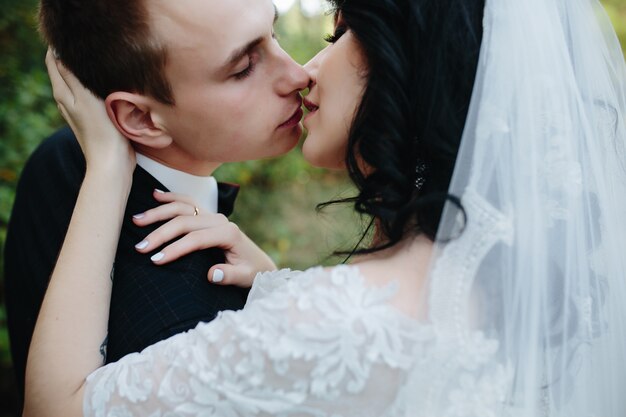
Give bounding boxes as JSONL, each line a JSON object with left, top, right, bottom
{"left": 4, "top": 0, "right": 308, "bottom": 406}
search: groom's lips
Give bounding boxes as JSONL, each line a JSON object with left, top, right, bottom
{"left": 278, "top": 106, "right": 304, "bottom": 129}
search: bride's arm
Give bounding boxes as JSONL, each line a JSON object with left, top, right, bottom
{"left": 23, "top": 51, "right": 136, "bottom": 417}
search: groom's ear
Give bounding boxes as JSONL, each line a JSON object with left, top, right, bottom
{"left": 104, "top": 92, "right": 173, "bottom": 149}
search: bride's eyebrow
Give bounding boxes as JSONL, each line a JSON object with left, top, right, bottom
{"left": 333, "top": 11, "right": 340, "bottom": 26}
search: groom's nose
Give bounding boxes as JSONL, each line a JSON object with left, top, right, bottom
{"left": 274, "top": 49, "right": 311, "bottom": 96}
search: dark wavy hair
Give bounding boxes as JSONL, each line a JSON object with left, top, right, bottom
{"left": 323, "top": 0, "right": 485, "bottom": 254}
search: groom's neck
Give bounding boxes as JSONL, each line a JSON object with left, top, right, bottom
{"left": 133, "top": 144, "right": 221, "bottom": 176}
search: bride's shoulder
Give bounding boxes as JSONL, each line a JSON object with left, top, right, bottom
{"left": 249, "top": 264, "right": 416, "bottom": 321}
{"left": 252, "top": 264, "right": 377, "bottom": 294}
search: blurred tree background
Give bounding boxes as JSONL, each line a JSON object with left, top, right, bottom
{"left": 0, "top": 0, "right": 625, "bottom": 415}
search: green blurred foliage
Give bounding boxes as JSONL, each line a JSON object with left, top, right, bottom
{"left": 0, "top": 0, "right": 625, "bottom": 414}
{"left": 0, "top": 0, "right": 60, "bottom": 367}
{"left": 0, "top": 1, "right": 60, "bottom": 412}
{"left": 604, "top": 0, "right": 626, "bottom": 42}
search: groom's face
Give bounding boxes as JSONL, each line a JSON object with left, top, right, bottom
{"left": 145, "top": 0, "right": 309, "bottom": 163}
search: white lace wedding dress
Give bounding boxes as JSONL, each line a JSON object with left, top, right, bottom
{"left": 82, "top": 264, "right": 504, "bottom": 417}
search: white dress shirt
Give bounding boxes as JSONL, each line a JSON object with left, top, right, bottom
{"left": 136, "top": 153, "right": 218, "bottom": 213}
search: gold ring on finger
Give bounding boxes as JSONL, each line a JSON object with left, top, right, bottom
{"left": 193, "top": 206, "right": 200, "bottom": 216}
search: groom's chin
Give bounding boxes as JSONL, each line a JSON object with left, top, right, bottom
{"left": 269, "top": 124, "right": 303, "bottom": 157}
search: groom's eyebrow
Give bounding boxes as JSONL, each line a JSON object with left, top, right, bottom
{"left": 222, "top": 6, "right": 279, "bottom": 71}
{"left": 224, "top": 38, "right": 264, "bottom": 69}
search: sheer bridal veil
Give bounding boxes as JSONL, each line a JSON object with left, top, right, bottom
{"left": 413, "top": 0, "right": 626, "bottom": 415}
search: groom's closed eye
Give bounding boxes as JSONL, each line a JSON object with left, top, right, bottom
{"left": 233, "top": 50, "right": 261, "bottom": 80}
{"left": 221, "top": 4, "right": 279, "bottom": 80}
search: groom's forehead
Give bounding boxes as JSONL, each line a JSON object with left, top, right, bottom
{"left": 146, "top": 0, "right": 273, "bottom": 36}
{"left": 147, "top": 0, "right": 275, "bottom": 59}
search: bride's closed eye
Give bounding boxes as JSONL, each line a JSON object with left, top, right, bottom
{"left": 325, "top": 11, "right": 348, "bottom": 44}
{"left": 324, "top": 25, "right": 347, "bottom": 44}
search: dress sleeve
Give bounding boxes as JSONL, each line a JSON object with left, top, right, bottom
{"left": 83, "top": 266, "right": 423, "bottom": 417}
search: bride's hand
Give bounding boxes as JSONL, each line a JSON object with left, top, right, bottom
{"left": 132, "top": 190, "right": 277, "bottom": 287}
{"left": 45, "top": 49, "right": 135, "bottom": 177}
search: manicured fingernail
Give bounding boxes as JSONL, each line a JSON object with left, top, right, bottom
{"left": 51, "top": 48, "right": 59, "bottom": 59}
{"left": 151, "top": 252, "right": 165, "bottom": 262}
{"left": 133, "top": 213, "right": 145, "bottom": 219}
{"left": 154, "top": 189, "right": 165, "bottom": 194}
{"left": 135, "top": 240, "right": 149, "bottom": 250}
{"left": 212, "top": 269, "right": 224, "bottom": 283}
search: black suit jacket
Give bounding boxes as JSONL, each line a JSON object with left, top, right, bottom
{"left": 4, "top": 127, "right": 247, "bottom": 406}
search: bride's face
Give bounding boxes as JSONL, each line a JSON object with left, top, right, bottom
{"left": 302, "top": 16, "right": 367, "bottom": 169}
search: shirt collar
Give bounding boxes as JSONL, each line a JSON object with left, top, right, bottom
{"left": 135, "top": 153, "right": 218, "bottom": 213}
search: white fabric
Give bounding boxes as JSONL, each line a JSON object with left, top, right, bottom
{"left": 83, "top": 266, "right": 442, "bottom": 417}
{"left": 415, "top": 0, "right": 626, "bottom": 415}
{"left": 136, "top": 153, "right": 218, "bottom": 213}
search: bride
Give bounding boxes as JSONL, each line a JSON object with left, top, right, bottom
{"left": 24, "top": 0, "right": 626, "bottom": 416}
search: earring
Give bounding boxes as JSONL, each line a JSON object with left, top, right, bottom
{"left": 415, "top": 160, "right": 427, "bottom": 191}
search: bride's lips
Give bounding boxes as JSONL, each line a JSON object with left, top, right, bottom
{"left": 278, "top": 106, "right": 304, "bottom": 129}
{"left": 303, "top": 98, "right": 319, "bottom": 126}
{"left": 303, "top": 97, "right": 319, "bottom": 113}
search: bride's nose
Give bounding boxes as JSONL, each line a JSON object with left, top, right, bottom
{"left": 304, "top": 47, "right": 327, "bottom": 89}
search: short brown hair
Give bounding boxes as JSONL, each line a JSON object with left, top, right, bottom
{"left": 39, "top": 0, "right": 174, "bottom": 104}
